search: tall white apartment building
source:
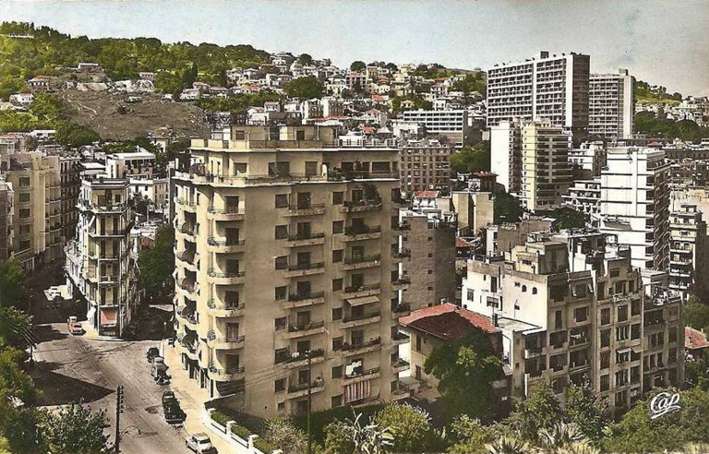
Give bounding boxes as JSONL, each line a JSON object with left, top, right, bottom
{"left": 599, "top": 147, "right": 670, "bottom": 271}
{"left": 65, "top": 179, "right": 139, "bottom": 337}
{"left": 487, "top": 51, "right": 590, "bottom": 136}
{"left": 668, "top": 202, "right": 707, "bottom": 301}
{"left": 520, "top": 121, "right": 572, "bottom": 212}
{"left": 589, "top": 69, "right": 635, "bottom": 140}
{"left": 490, "top": 120, "right": 522, "bottom": 193}
{"left": 563, "top": 178, "right": 601, "bottom": 225}
{"left": 400, "top": 110, "right": 470, "bottom": 147}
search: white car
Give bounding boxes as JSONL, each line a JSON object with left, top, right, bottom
{"left": 185, "top": 433, "right": 216, "bottom": 453}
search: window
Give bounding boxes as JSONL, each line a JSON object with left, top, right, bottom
{"left": 467, "top": 289, "right": 474, "bottom": 302}
{"left": 275, "top": 194, "right": 288, "bottom": 208}
{"left": 631, "top": 323, "right": 640, "bottom": 340}
{"left": 19, "top": 177, "right": 29, "bottom": 187}
{"left": 532, "top": 287, "right": 538, "bottom": 295}
{"left": 554, "top": 310, "right": 563, "bottom": 330}
{"left": 616, "top": 325, "right": 629, "bottom": 341}
{"left": 600, "top": 374, "right": 610, "bottom": 392}
{"left": 275, "top": 256, "right": 288, "bottom": 270}
{"left": 275, "top": 317, "right": 287, "bottom": 330}
{"left": 332, "top": 249, "right": 343, "bottom": 263}
{"left": 19, "top": 208, "right": 30, "bottom": 218}
{"left": 415, "top": 335, "right": 422, "bottom": 352}
{"left": 275, "top": 378, "right": 285, "bottom": 392}
{"left": 522, "top": 285, "right": 527, "bottom": 292}
{"left": 18, "top": 192, "right": 30, "bottom": 202}
{"left": 234, "top": 130, "right": 246, "bottom": 140}
{"left": 332, "top": 220, "right": 344, "bottom": 234}
{"left": 617, "top": 305, "right": 628, "bottom": 322}
{"left": 305, "top": 161, "right": 318, "bottom": 177}
{"left": 331, "top": 395, "right": 343, "bottom": 408}
{"left": 332, "top": 278, "right": 343, "bottom": 291}
{"left": 332, "top": 366, "right": 343, "bottom": 379}
{"left": 275, "top": 286, "right": 288, "bottom": 300}
{"left": 601, "top": 329, "right": 610, "bottom": 348}
{"left": 574, "top": 306, "right": 588, "bottom": 323}
{"left": 601, "top": 308, "right": 610, "bottom": 325}
{"left": 332, "top": 337, "right": 343, "bottom": 350}
{"left": 601, "top": 351, "right": 610, "bottom": 369}
{"left": 332, "top": 191, "right": 344, "bottom": 205}
{"left": 275, "top": 225, "right": 288, "bottom": 240}
{"left": 332, "top": 307, "right": 342, "bottom": 320}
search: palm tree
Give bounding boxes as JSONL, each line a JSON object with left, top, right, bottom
{"left": 538, "top": 422, "right": 587, "bottom": 450}
{"left": 485, "top": 435, "right": 533, "bottom": 454}
{"left": 337, "top": 412, "right": 393, "bottom": 454}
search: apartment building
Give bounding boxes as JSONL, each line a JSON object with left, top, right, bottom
{"left": 520, "top": 121, "right": 572, "bottom": 212}
{"left": 172, "top": 125, "right": 411, "bottom": 419}
{"left": 105, "top": 149, "right": 156, "bottom": 179}
{"left": 60, "top": 155, "right": 81, "bottom": 241}
{"left": 65, "top": 179, "right": 138, "bottom": 337}
{"left": 398, "top": 139, "right": 452, "bottom": 195}
{"left": 0, "top": 181, "right": 13, "bottom": 261}
{"left": 486, "top": 51, "right": 590, "bottom": 137}
{"left": 589, "top": 69, "right": 635, "bottom": 140}
{"left": 668, "top": 202, "right": 707, "bottom": 301}
{"left": 563, "top": 178, "right": 601, "bottom": 225}
{"left": 2, "top": 152, "right": 62, "bottom": 271}
{"left": 400, "top": 110, "right": 470, "bottom": 147}
{"left": 398, "top": 213, "right": 456, "bottom": 310}
{"left": 461, "top": 234, "right": 683, "bottom": 413}
{"left": 569, "top": 141, "right": 606, "bottom": 179}
{"left": 599, "top": 147, "right": 670, "bottom": 271}
{"left": 490, "top": 120, "right": 522, "bottom": 193}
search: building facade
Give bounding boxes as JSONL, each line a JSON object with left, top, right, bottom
{"left": 398, "top": 139, "right": 452, "bottom": 195}
{"left": 668, "top": 202, "right": 707, "bottom": 301}
{"left": 490, "top": 120, "right": 522, "bottom": 193}
{"left": 60, "top": 155, "right": 81, "bottom": 242}
{"left": 400, "top": 110, "right": 470, "bottom": 147}
{"left": 588, "top": 69, "right": 635, "bottom": 140}
{"left": 172, "top": 125, "right": 411, "bottom": 419}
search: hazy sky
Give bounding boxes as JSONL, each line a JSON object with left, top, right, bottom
{"left": 1, "top": 0, "right": 708, "bottom": 95}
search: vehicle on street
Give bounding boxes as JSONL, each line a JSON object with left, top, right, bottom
{"left": 151, "top": 356, "right": 168, "bottom": 378}
{"left": 66, "top": 316, "right": 83, "bottom": 335}
{"left": 146, "top": 347, "right": 160, "bottom": 363}
{"left": 163, "top": 398, "right": 186, "bottom": 425}
{"left": 162, "top": 391, "right": 176, "bottom": 405}
{"left": 185, "top": 433, "right": 216, "bottom": 453}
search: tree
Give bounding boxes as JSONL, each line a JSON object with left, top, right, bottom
{"left": 493, "top": 192, "right": 523, "bottom": 224}
{"left": 385, "top": 63, "right": 398, "bottom": 72}
{"left": 550, "top": 207, "right": 588, "bottom": 230}
{"left": 297, "top": 53, "right": 313, "bottom": 66}
{"left": 0, "top": 307, "right": 32, "bottom": 348}
{"left": 564, "top": 384, "right": 608, "bottom": 445}
{"left": 284, "top": 76, "right": 323, "bottom": 99}
{"left": 264, "top": 418, "right": 307, "bottom": 454}
{"left": 506, "top": 384, "right": 563, "bottom": 444}
{"left": 451, "top": 73, "right": 486, "bottom": 96}
{"left": 55, "top": 122, "right": 100, "bottom": 148}
{"left": 41, "top": 403, "right": 109, "bottom": 454}
{"left": 350, "top": 61, "right": 366, "bottom": 72}
{"left": 683, "top": 296, "right": 709, "bottom": 332}
{"left": 0, "top": 258, "right": 24, "bottom": 308}
{"left": 138, "top": 226, "right": 175, "bottom": 301}
{"left": 424, "top": 331, "right": 503, "bottom": 420}
{"left": 323, "top": 412, "right": 393, "bottom": 454}
{"left": 447, "top": 415, "right": 492, "bottom": 454}
{"left": 450, "top": 143, "right": 490, "bottom": 173}
{"left": 0, "top": 347, "right": 41, "bottom": 453}
{"left": 373, "top": 403, "right": 432, "bottom": 453}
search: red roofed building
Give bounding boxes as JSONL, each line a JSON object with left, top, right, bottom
{"left": 685, "top": 327, "right": 709, "bottom": 358}
{"left": 400, "top": 303, "right": 505, "bottom": 400}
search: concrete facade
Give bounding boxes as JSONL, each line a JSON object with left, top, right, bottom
{"left": 589, "top": 70, "right": 635, "bottom": 140}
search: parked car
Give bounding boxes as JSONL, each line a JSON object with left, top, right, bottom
{"left": 161, "top": 391, "right": 176, "bottom": 405}
{"left": 151, "top": 356, "right": 168, "bottom": 378}
{"left": 146, "top": 347, "right": 160, "bottom": 363}
{"left": 163, "top": 399, "right": 186, "bottom": 425}
{"left": 185, "top": 433, "right": 216, "bottom": 453}
{"left": 66, "top": 316, "right": 83, "bottom": 335}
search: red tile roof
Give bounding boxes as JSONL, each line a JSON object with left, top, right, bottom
{"left": 414, "top": 190, "right": 439, "bottom": 199}
{"left": 456, "top": 238, "right": 473, "bottom": 248}
{"left": 400, "top": 303, "right": 497, "bottom": 341}
{"left": 685, "top": 327, "right": 709, "bottom": 351}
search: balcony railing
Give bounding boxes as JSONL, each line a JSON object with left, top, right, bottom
{"left": 337, "top": 337, "right": 381, "bottom": 352}
{"left": 288, "top": 320, "right": 325, "bottom": 333}
{"left": 342, "top": 199, "right": 383, "bottom": 212}
{"left": 288, "top": 232, "right": 325, "bottom": 241}
{"left": 345, "top": 367, "right": 380, "bottom": 380}
{"left": 275, "top": 348, "right": 325, "bottom": 365}
{"left": 345, "top": 225, "right": 381, "bottom": 236}
{"left": 287, "top": 262, "right": 325, "bottom": 272}
{"left": 344, "top": 254, "right": 381, "bottom": 265}
{"left": 343, "top": 311, "right": 381, "bottom": 323}
{"left": 287, "top": 291, "right": 325, "bottom": 302}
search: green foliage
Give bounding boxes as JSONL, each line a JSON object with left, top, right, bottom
{"left": 298, "top": 54, "right": 313, "bottom": 66}
{"left": 138, "top": 226, "right": 175, "bottom": 300}
{"left": 602, "top": 387, "right": 709, "bottom": 453}
{"left": 350, "top": 61, "right": 366, "bottom": 72}
{"left": 424, "top": 331, "right": 503, "bottom": 420}
{"left": 549, "top": 207, "right": 588, "bottom": 230}
{"left": 413, "top": 63, "right": 452, "bottom": 79}
{"left": 635, "top": 111, "right": 709, "bottom": 142}
{"left": 684, "top": 296, "right": 709, "bottom": 332}
{"left": 493, "top": 192, "right": 523, "bottom": 224}
{"left": 323, "top": 412, "right": 393, "bottom": 454}
{"left": 41, "top": 403, "right": 109, "bottom": 454}
{"left": 450, "top": 143, "right": 490, "bottom": 173}
{"left": 0, "top": 259, "right": 24, "bottom": 308}
{"left": 564, "top": 384, "right": 609, "bottom": 445}
{"left": 0, "top": 307, "right": 32, "bottom": 348}
{"left": 446, "top": 415, "right": 492, "bottom": 454}
{"left": 284, "top": 76, "right": 323, "bottom": 99}
{"left": 294, "top": 403, "right": 385, "bottom": 444}
{"left": 264, "top": 417, "right": 307, "bottom": 454}
{"left": 686, "top": 355, "right": 709, "bottom": 390}
{"left": 55, "top": 121, "right": 100, "bottom": 148}
{"left": 635, "top": 80, "right": 682, "bottom": 105}
{"left": 0, "top": 347, "right": 41, "bottom": 453}
{"left": 451, "top": 72, "right": 486, "bottom": 96}
{"left": 506, "top": 384, "right": 564, "bottom": 444}
{"left": 373, "top": 403, "right": 432, "bottom": 452}
{"left": 324, "top": 420, "right": 355, "bottom": 454}
{"left": 391, "top": 95, "right": 432, "bottom": 113}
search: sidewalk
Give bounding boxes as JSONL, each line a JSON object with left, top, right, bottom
{"left": 162, "top": 340, "right": 236, "bottom": 454}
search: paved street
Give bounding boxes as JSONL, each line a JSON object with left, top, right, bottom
{"left": 31, "top": 322, "right": 192, "bottom": 454}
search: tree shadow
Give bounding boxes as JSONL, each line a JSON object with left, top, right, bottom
{"left": 31, "top": 361, "right": 114, "bottom": 406}
{"left": 33, "top": 324, "right": 68, "bottom": 343}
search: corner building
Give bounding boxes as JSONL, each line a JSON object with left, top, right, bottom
{"left": 173, "top": 125, "right": 410, "bottom": 419}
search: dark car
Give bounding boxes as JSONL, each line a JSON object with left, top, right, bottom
{"left": 146, "top": 347, "right": 160, "bottom": 363}
{"left": 163, "top": 399, "right": 186, "bottom": 425}
{"left": 162, "top": 390, "right": 176, "bottom": 405}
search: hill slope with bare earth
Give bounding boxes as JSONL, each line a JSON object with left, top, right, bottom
{"left": 60, "top": 90, "right": 210, "bottom": 140}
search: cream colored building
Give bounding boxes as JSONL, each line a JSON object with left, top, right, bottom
{"left": 172, "top": 125, "right": 411, "bottom": 419}
{"left": 65, "top": 179, "right": 139, "bottom": 337}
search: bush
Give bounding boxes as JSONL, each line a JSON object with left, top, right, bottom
{"left": 294, "top": 403, "right": 385, "bottom": 443}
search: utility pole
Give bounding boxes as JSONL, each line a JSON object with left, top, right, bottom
{"left": 306, "top": 351, "right": 312, "bottom": 454}
{"left": 115, "top": 384, "right": 124, "bottom": 453}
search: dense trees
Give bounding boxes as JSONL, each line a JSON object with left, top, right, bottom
{"left": 138, "top": 226, "right": 175, "bottom": 301}
{"left": 350, "top": 61, "right": 366, "bottom": 72}
{"left": 284, "top": 76, "right": 323, "bottom": 99}
{"left": 450, "top": 142, "right": 490, "bottom": 173}
{"left": 0, "top": 259, "right": 24, "bottom": 308}
{"left": 493, "top": 192, "right": 524, "bottom": 224}
{"left": 451, "top": 72, "right": 486, "bottom": 96}
{"left": 635, "top": 111, "right": 709, "bottom": 142}
{"left": 549, "top": 207, "right": 588, "bottom": 230}
{"left": 683, "top": 295, "right": 709, "bottom": 332}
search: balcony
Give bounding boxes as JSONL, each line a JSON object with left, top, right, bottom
{"left": 392, "top": 249, "right": 411, "bottom": 260}
{"left": 524, "top": 347, "right": 543, "bottom": 359}
{"left": 207, "top": 207, "right": 244, "bottom": 221}
{"left": 392, "top": 276, "right": 411, "bottom": 289}
{"left": 285, "top": 320, "right": 326, "bottom": 339}
{"left": 178, "top": 278, "right": 198, "bottom": 297}
{"left": 343, "top": 254, "right": 381, "bottom": 270}
{"left": 392, "top": 332, "right": 410, "bottom": 345}
{"left": 337, "top": 337, "right": 382, "bottom": 357}
{"left": 286, "top": 203, "right": 326, "bottom": 217}
{"left": 207, "top": 237, "right": 246, "bottom": 253}
{"left": 206, "top": 299, "right": 244, "bottom": 318}
{"left": 179, "top": 223, "right": 196, "bottom": 238}
{"left": 287, "top": 378, "right": 325, "bottom": 399}
{"left": 283, "top": 291, "right": 325, "bottom": 309}
{"left": 207, "top": 330, "right": 245, "bottom": 350}
{"left": 340, "top": 199, "right": 383, "bottom": 213}
{"left": 208, "top": 366, "right": 245, "bottom": 381}
{"left": 286, "top": 232, "right": 325, "bottom": 248}
{"left": 284, "top": 262, "right": 325, "bottom": 278}
{"left": 176, "top": 250, "right": 198, "bottom": 271}
{"left": 176, "top": 198, "right": 197, "bottom": 212}
{"left": 276, "top": 349, "right": 325, "bottom": 369}
{"left": 343, "top": 225, "right": 382, "bottom": 241}
{"left": 342, "top": 284, "right": 381, "bottom": 299}
{"left": 207, "top": 269, "right": 246, "bottom": 285}
{"left": 341, "top": 311, "right": 381, "bottom": 329}
{"left": 344, "top": 367, "right": 380, "bottom": 384}
{"left": 392, "top": 222, "right": 410, "bottom": 232}
{"left": 392, "top": 303, "right": 411, "bottom": 317}
{"left": 568, "top": 360, "right": 590, "bottom": 372}
{"left": 392, "top": 358, "right": 410, "bottom": 374}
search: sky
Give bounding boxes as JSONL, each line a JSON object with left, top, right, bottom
{"left": 1, "top": 0, "right": 708, "bottom": 96}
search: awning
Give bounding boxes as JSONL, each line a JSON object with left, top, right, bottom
{"left": 344, "top": 380, "right": 371, "bottom": 404}
{"left": 100, "top": 308, "right": 118, "bottom": 327}
{"left": 347, "top": 295, "right": 380, "bottom": 307}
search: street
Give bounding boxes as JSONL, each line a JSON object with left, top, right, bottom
{"left": 31, "top": 322, "right": 192, "bottom": 454}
